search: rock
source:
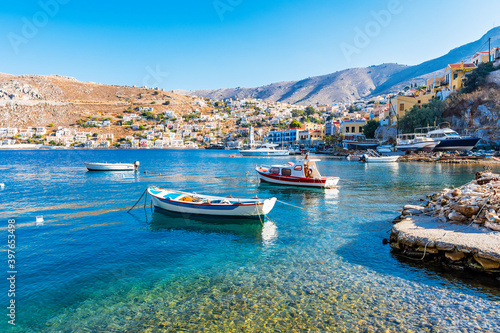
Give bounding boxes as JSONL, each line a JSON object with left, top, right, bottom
{"left": 404, "top": 204, "right": 426, "bottom": 211}
{"left": 416, "top": 246, "right": 438, "bottom": 254}
{"left": 445, "top": 251, "right": 465, "bottom": 261}
{"left": 485, "top": 221, "right": 500, "bottom": 231}
{"left": 451, "top": 189, "right": 462, "bottom": 197}
{"left": 453, "top": 205, "right": 480, "bottom": 218}
{"left": 448, "top": 212, "right": 467, "bottom": 222}
{"left": 473, "top": 255, "right": 500, "bottom": 270}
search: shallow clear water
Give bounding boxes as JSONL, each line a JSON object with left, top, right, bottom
{"left": 1, "top": 149, "right": 499, "bottom": 332}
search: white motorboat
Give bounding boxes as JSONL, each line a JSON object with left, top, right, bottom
{"left": 255, "top": 154, "right": 339, "bottom": 188}
{"left": 147, "top": 187, "right": 276, "bottom": 219}
{"left": 239, "top": 143, "right": 289, "bottom": 156}
{"left": 84, "top": 161, "right": 140, "bottom": 171}
{"left": 396, "top": 134, "right": 438, "bottom": 152}
{"left": 423, "top": 127, "right": 480, "bottom": 151}
{"left": 361, "top": 150, "right": 400, "bottom": 163}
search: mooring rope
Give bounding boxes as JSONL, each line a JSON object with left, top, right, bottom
{"left": 127, "top": 188, "right": 147, "bottom": 213}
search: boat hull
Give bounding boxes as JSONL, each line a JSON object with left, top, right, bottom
{"left": 239, "top": 150, "right": 289, "bottom": 156}
{"left": 147, "top": 188, "right": 276, "bottom": 219}
{"left": 256, "top": 168, "right": 339, "bottom": 188}
{"left": 364, "top": 156, "right": 400, "bottom": 163}
{"left": 396, "top": 141, "right": 438, "bottom": 152}
{"left": 84, "top": 162, "right": 136, "bottom": 171}
{"left": 434, "top": 138, "right": 481, "bottom": 151}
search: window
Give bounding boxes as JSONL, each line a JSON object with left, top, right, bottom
{"left": 453, "top": 74, "right": 458, "bottom": 80}
{"left": 346, "top": 127, "right": 350, "bottom": 133}
{"left": 399, "top": 104, "right": 404, "bottom": 111}
{"left": 269, "top": 167, "right": 280, "bottom": 174}
{"left": 359, "top": 126, "right": 363, "bottom": 133}
{"left": 294, "top": 165, "right": 302, "bottom": 171}
{"left": 281, "top": 168, "right": 291, "bottom": 176}
{"left": 351, "top": 127, "right": 355, "bottom": 133}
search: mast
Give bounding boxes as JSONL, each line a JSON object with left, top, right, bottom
{"left": 489, "top": 37, "right": 491, "bottom": 62}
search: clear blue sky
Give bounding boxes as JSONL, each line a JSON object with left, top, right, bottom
{"left": 1, "top": 0, "right": 499, "bottom": 90}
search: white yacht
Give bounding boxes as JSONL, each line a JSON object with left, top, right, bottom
{"left": 396, "top": 134, "right": 438, "bottom": 152}
{"left": 423, "top": 126, "right": 480, "bottom": 151}
{"left": 239, "top": 143, "right": 289, "bottom": 156}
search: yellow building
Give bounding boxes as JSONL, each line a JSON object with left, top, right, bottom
{"left": 389, "top": 94, "right": 435, "bottom": 119}
{"left": 340, "top": 120, "right": 366, "bottom": 137}
{"left": 443, "top": 61, "right": 476, "bottom": 91}
{"left": 426, "top": 75, "right": 446, "bottom": 95}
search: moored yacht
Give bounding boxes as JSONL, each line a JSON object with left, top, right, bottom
{"left": 396, "top": 134, "right": 438, "bottom": 152}
{"left": 239, "top": 143, "right": 289, "bottom": 156}
{"left": 421, "top": 126, "right": 480, "bottom": 151}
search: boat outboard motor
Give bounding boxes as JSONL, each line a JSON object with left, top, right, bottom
{"left": 134, "top": 161, "right": 140, "bottom": 170}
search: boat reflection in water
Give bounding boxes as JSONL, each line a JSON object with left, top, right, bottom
{"left": 148, "top": 209, "right": 278, "bottom": 244}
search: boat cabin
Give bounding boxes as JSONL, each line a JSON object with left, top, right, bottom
{"left": 267, "top": 159, "right": 322, "bottom": 179}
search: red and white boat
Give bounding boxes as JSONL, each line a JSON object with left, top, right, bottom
{"left": 255, "top": 155, "right": 339, "bottom": 188}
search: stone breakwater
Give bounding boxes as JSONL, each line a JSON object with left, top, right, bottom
{"left": 390, "top": 170, "right": 500, "bottom": 278}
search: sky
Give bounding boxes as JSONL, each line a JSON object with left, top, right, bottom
{"left": 1, "top": 0, "right": 499, "bottom": 91}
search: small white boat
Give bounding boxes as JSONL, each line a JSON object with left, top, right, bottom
{"left": 239, "top": 143, "right": 289, "bottom": 156}
{"left": 147, "top": 187, "right": 276, "bottom": 219}
{"left": 346, "top": 154, "right": 363, "bottom": 161}
{"left": 396, "top": 134, "right": 438, "bottom": 152}
{"left": 84, "top": 161, "right": 140, "bottom": 171}
{"left": 361, "top": 150, "right": 400, "bottom": 163}
{"left": 256, "top": 154, "right": 339, "bottom": 188}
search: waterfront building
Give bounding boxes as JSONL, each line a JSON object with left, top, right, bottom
{"left": 340, "top": 119, "right": 366, "bottom": 136}
{"left": 267, "top": 128, "right": 299, "bottom": 145}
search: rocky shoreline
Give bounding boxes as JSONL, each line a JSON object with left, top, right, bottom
{"left": 389, "top": 170, "right": 500, "bottom": 279}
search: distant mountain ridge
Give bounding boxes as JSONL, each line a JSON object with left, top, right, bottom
{"left": 178, "top": 27, "right": 500, "bottom": 105}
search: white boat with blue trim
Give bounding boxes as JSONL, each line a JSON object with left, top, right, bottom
{"left": 147, "top": 187, "right": 277, "bottom": 219}
{"left": 84, "top": 161, "right": 140, "bottom": 171}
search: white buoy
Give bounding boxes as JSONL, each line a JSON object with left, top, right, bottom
{"left": 0, "top": 183, "right": 4, "bottom": 190}
{"left": 36, "top": 215, "right": 44, "bottom": 223}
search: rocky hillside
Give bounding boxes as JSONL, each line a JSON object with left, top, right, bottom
{"left": 179, "top": 27, "right": 500, "bottom": 105}
{"left": 177, "top": 63, "right": 410, "bottom": 105}
{"left": 0, "top": 73, "right": 207, "bottom": 129}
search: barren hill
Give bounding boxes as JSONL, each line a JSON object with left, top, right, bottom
{"left": 178, "top": 27, "right": 500, "bottom": 105}
{"left": 0, "top": 73, "right": 206, "bottom": 129}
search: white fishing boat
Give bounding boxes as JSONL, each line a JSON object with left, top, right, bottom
{"left": 239, "top": 143, "right": 289, "bottom": 156}
{"left": 361, "top": 150, "right": 400, "bottom": 163}
{"left": 396, "top": 134, "right": 438, "bottom": 152}
{"left": 84, "top": 161, "right": 140, "bottom": 171}
{"left": 147, "top": 187, "right": 277, "bottom": 219}
{"left": 255, "top": 154, "right": 339, "bottom": 188}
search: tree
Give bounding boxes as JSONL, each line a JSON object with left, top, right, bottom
{"left": 305, "top": 106, "right": 316, "bottom": 116}
{"left": 163, "top": 100, "right": 170, "bottom": 105}
{"left": 462, "top": 62, "right": 495, "bottom": 94}
{"left": 362, "top": 120, "right": 380, "bottom": 139}
{"left": 291, "top": 109, "right": 305, "bottom": 118}
{"left": 289, "top": 119, "right": 302, "bottom": 128}
{"left": 398, "top": 99, "right": 445, "bottom": 134}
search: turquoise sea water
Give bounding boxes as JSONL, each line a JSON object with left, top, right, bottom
{"left": 1, "top": 149, "right": 499, "bottom": 332}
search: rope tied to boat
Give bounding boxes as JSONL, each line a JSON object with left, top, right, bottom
{"left": 254, "top": 202, "right": 264, "bottom": 226}
{"left": 128, "top": 188, "right": 147, "bottom": 213}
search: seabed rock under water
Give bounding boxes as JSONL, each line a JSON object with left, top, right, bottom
{"left": 390, "top": 170, "right": 500, "bottom": 278}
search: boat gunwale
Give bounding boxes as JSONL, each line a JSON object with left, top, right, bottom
{"left": 148, "top": 188, "right": 267, "bottom": 207}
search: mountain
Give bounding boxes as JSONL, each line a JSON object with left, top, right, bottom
{"left": 0, "top": 73, "right": 205, "bottom": 129}
{"left": 178, "top": 27, "right": 500, "bottom": 105}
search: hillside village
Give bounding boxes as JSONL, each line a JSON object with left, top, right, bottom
{"left": 1, "top": 48, "right": 499, "bottom": 150}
